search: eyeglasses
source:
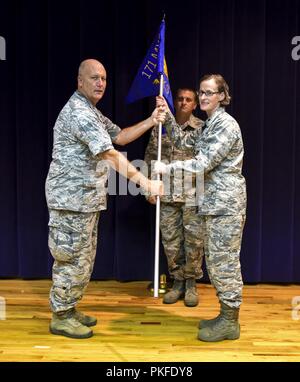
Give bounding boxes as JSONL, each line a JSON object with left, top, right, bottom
{"left": 197, "top": 90, "right": 220, "bottom": 97}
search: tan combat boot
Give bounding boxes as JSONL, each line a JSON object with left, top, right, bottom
{"left": 198, "top": 313, "right": 220, "bottom": 329}
{"left": 71, "top": 308, "right": 97, "bottom": 327}
{"left": 198, "top": 302, "right": 240, "bottom": 342}
{"left": 50, "top": 310, "right": 93, "bottom": 339}
{"left": 163, "top": 279, "right": 185, "bottom": 304}
{"left": 184, "top": 279, "right": 199, "bottom": 307}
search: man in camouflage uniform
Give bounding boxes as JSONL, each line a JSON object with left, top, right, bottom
{"left": 144, "top": 88, "right": 204, "bottom": 307}
{"left": 45, "top": 59, "right": 164, "bottom": 339}
{"left": 155, "top": 74, "right": 247, "bottom": 342}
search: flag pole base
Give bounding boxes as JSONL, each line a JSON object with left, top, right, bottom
{"left": 147, "top": 274, "right": 169, "bottom": 296}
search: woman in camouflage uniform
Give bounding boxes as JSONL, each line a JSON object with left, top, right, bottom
{"left": 155, "top": 74, "right": 246, "bottom": 342}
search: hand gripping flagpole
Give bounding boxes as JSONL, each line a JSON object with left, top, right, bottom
{"left": 153, "top": 73, "right": 164, "bottom": 298}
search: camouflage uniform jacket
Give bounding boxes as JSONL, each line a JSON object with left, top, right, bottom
{"left": 144, "top": 114, "right": 203, "bottom": 203}
{"left": 45, "top": 91, "right": 121, "bottom": 212}
{"left": 165, "top": 107, "right": 247, "bottom": 215}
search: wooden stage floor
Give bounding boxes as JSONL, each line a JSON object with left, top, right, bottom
{"left": 0, "top": 280, "right": 299, "bottom": 362}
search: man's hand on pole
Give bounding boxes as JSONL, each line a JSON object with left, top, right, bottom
{"left": 156, "top": 96, "right": 169, "bottom": 113}
{"left": 153, "top": 161, "right": 168, "bottom": 175}
{"left": 151, "top": 105, "right": 167, "bottom": 125}
{"left": 147, "top": 179, "right": 164, "bottom": 197}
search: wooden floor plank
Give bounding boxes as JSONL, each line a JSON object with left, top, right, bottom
{"left": 0, "top": 280, "right": 299, "bottom": 361}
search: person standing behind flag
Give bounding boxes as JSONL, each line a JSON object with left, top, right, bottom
{"left": 144, "top": 88, "right": 204, "bottom": 307}
{"left": 154, "top": 74, "right": 246, "bottom": 342}
{"left": 45, "top": 59, "right": 165, "bottom": 339}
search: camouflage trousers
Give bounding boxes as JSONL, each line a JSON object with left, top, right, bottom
{"left": 48, "top": 209, "right": 100, "bottom": 313}
{"left": 201, "top": 215, "right": 246, "bottom": 309}
{"left": 160, "top": 202, "right": 204, "bottom": 280}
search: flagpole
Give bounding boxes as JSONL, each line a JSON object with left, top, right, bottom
{"left": 153, "top": 73, "right": 164, "bottom": 298}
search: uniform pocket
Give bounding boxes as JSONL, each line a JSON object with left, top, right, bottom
{"left": 48, "top": 227, "right": 82, "bottom": 262}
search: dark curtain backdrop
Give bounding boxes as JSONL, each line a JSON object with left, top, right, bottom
{"left": 0, "top": 0, "right": 299, "bottom": 282}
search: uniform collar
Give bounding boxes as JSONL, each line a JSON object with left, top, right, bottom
{"left": 74, "top": 90, "right": 97, "bottom": 111}
{"left": 180, "top": 114, "right": 200, "bottom": 130}
{"left": 205, "top": 107, "right": 225, "bottom": 128}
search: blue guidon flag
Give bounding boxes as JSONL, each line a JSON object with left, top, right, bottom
{"left": 126, "top": 19, "right": 174, "bottom": 113}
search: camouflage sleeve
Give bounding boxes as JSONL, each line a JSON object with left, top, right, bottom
{"left": 71, "top": 113, "right": 114, "bottom": 156}
{"left": 144, "top": 127, "right": 158, "bottom": 177}
{"left": 164, "top": 112, "right": 198, "bottom": 150}
{"left": 101, "top": 114, "right": 121, "bottom": 142}
{"left": 168, "top": 120, "right": 239, "bottom": 174}
{"left": 142, "top": 128, "right": 158, "bottom": 198}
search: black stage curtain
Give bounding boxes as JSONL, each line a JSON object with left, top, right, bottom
{"left": 0, "top": 0, "right": 299, "bottom": 282}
